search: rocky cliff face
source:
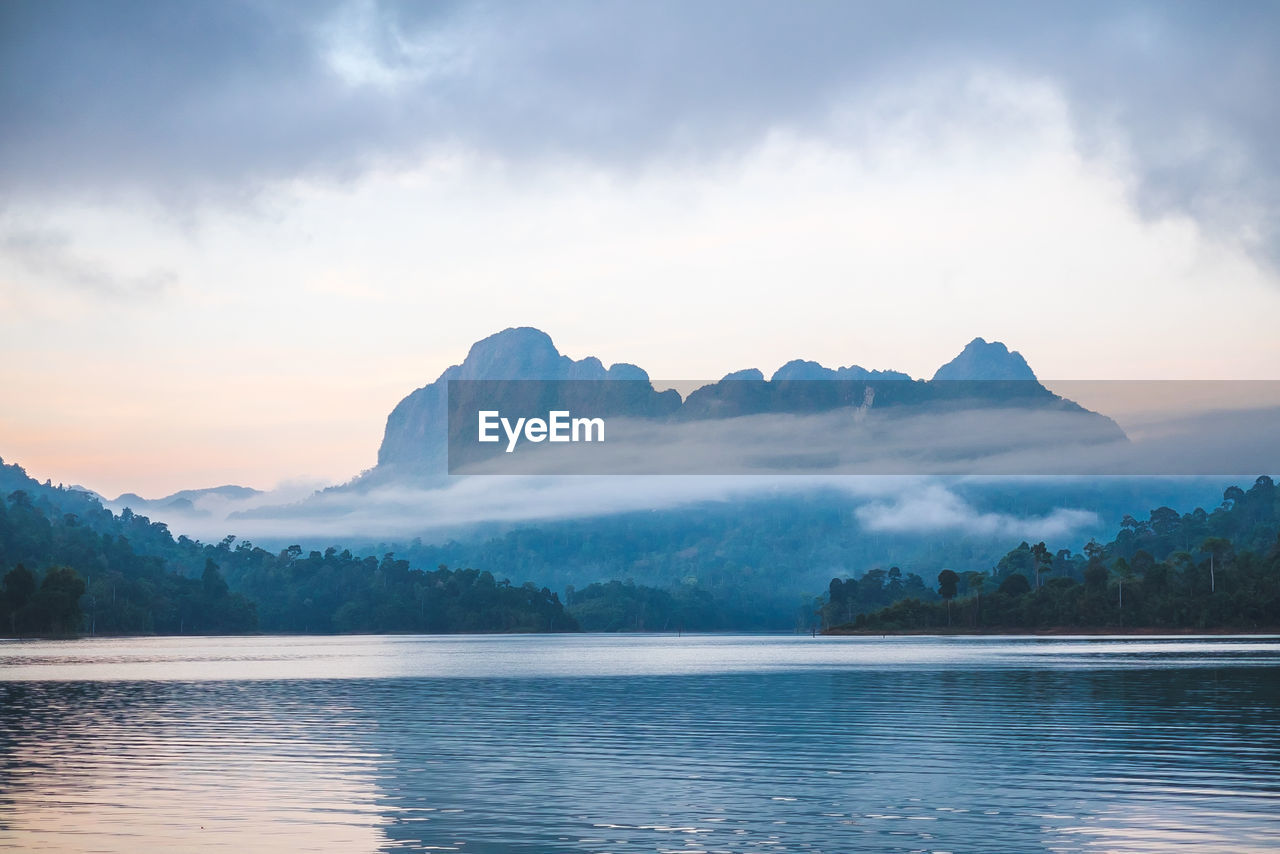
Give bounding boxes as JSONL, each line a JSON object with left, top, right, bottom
{"left": 932, "top": 337, "right": 1037, "bottom": 381}
{"left": 373, "top": 328, "right": 1114, "bottom": 478}
{"left": 376, "top": 327, "right": 666, "bottom": 475}
{"left": 771, "top": 360, "right": 912, "bottom": 382}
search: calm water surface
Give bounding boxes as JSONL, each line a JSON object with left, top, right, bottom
{"left": 1, "top": 634, "right": 1278, "bottom": 853}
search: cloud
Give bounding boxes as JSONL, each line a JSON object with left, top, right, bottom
{"left": 90, "top": 386, "right": 1277, "bottom": 544}
{"left": 119, "top": 469, "right": 1103, "bottom": 547}
{"left": 1, "top": 1, "right": 1277, "bottom": 256}
{"left": 854, "top": 482, "right": 1099, "bottom": 540}
{"left": 0, "top": 227, "right": 176, "bottom": 297}
{"left": 442, "top": 398, "right": 1279, "bottom": 478}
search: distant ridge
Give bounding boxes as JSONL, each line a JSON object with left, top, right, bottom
{"left": 932, "top": 337, "right": 1036, "bottom": 381}
{"left": 771, "top": 360, "right": 911, "bottom": 382}
{"left": 376, "top": 327, "right": 673, "bottom": 475}
{"left": 107, "top": 485, "right": 265, "bottom": 517}
{"left": 368, "top": 327, "right": 1114, "bottom": 477}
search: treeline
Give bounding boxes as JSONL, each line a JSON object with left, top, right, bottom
{"left": 0, "top": 459, "right": 575, "bottom": 636}
{"left": 820, "top": 566, "right": 936, "bottom": 628}
{"left": 380, "top": 481, "right": 1223, "bottom": 628}
{"left": 828, "top": 476, "right": 1280, "bottom": 632}
{"left": 1, "top": 566, "right": 84, "bottom": 636}
{"left": 0, "top": 489, "right": 256, "bottom": 636}
{"left": 207, "top": 541, "right": 574, "bottom": 633}
{"left": 7, "top": 450, "right": 1277, "bottom": 637}
{"left": 0, "top": 456, "right": 1228, "bottom": 632}
{"left": 565, "top": 579, "right": 736, "bottom": 631}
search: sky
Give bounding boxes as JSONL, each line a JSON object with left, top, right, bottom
{"left": 2, "top": 0, "right": 1279, "bottom": 498}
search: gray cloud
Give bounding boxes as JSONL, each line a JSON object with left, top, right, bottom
{"left": 108, "top": 472, "right": 1102, "bottom": 546}
{"left": 1, "top": 1, "right": 1277, "bottom": 256}
{"left": 445, "top": 403, "right": 1279, "bottom": 477}
{"left": 0, "top": 228, "right": 176, "bottom": 297}
{"left": 105, "top": 399, "right": 1280, "bottom": 542}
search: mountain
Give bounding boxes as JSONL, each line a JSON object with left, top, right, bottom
{"left": 770, "top": 360, "right": 912, "bottom": 382}
{"left": 373, "top": 327, "right": 1119, "bottom": 477}
{"left": 376, "top": 327, "right": 680, "bottom": 477}
{"left": 109, "top": 485, "right": 264, "bottom": 517}
{"left": 932, "top": 337, "right": 1037, "bottom": 381}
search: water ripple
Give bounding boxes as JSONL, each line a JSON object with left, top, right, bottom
{"left": 0, "top": 635, "right": 1277, "bottom": 853}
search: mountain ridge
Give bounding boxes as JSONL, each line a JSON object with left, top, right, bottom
{"left": 933, "top": 337, "right": 1036, "bottom": 382}
{"left": 374, "top": 327, "right": 1098, "bottom": 476}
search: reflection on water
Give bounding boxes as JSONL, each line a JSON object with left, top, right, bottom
{"left": 1, "top": 635, "right": 1278, "bottom": 853}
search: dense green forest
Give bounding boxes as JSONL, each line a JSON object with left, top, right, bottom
{"left": 565, "top": 579, "right": 738, "bottom": 631}
{"left": 4, "top": 454, "right": 1277, "bottom": 637}
{"left": 205, "top": 542, "right": 573, "bottom": 633}
{"left": 826, "top": 475, "right": 1280, "bottom": 633}
{"left": 0, "top": 487, "right": 256, "bottom": 636}
{"left": 0, "top": 458, "right": 574, "bottom": 636}
{"left": 381, "top": 478, "right": 1225, "bottom": 627}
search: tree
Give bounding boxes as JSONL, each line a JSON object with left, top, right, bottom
{"left": 828, "top": 577, "right": 844, "bottom": 603}
{"left": 886, "top": 566, "right": 904, "bottom": 597}
{"left": 850, "top": 475, "right": 1280, "bottom": 634}
{"left": 1113, "top": 557, "right": 1133, "bottom": 618}
{"left": 963, "top": 571, "right": 987, "bottom": 626}
{"left": 27, "top": 566, "right": 85, "bottom": 635}
{"left": 202, "top": 559, "right": 229, "bottom": 599}
{"left": 825, "top": 577, "right": 859, "bottom": 628}
{"left": 1201, "top": 537, "right": 1231, "bottom": 594}
{"left": 998, "top": 573, "right": 1031, "bottom": 596}
{"left": 1083, "top": 562, "right": 1109, "bottom": 590}
{"left": 1031, "top": 542, "right": 1052, "bottom": 589}
{"left": 1150, "top": 507, "right": 1180, "bottom": 538}
{"left": 862, "top": 568, "right": 887, "bottom": 605}
{"left": 938, "top": 569, "right": 959, "bottom": 627}
{"left": 2, "top": 564, "right": 37, "bottom": 634}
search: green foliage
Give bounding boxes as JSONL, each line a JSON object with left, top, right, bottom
{"left": 2, "top": 564, "right": 37, "bottom": 633}
{"left": 1109, "top": 477, "right": 1279, "bottom": 561}
{"left": 565, "top": 579, "right": 734, "bottom": 631}
{"left": 5, "top": 453, "right": 1277, "bottom": 637}
{"left": 1083, "top": 563, "right": 1109, "bottom": 589}
{"left": 383, "top": 481, "right": 1225, "bottom": 627}
{"left": 0, "top": 456, "right": 1236, "bottom": 630}
{"left": 25, "top": 566, "right": 86, "bottom": 634}
{"left": 0, "top": 489, "right": 257, "bottom": 636}
{"left": 998, "top": 573, "right": 1031, "bottom": 596}
{"left": 937, "top": 569, "right": 959, "bottom": 600}
{"left": 0, "top": 459, "right": 575, "bottom": 636}
{"left": 835, "top": 476, "right": 1280, "bottom": 633}
{"left": 3, "top": 563, "right": 86, "bottom": 635}
{"left": 817, "top": 565, "right": 936, "bottom": 629}
{"left": 210, "top": 545, "right": 576, "bottom": 633}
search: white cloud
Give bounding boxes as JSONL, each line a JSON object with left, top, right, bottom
{"left": 854, "top": 483, "right": 1098, "bottom": 540}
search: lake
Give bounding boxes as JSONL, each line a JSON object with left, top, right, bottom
{"left": 2, "top": 634, "right": 1278, "bottom": 853}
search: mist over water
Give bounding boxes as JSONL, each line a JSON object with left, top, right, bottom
{"left": 2, "top": 635, "right": 1278, "bottom": 853}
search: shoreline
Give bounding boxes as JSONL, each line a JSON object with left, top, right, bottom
{"left": 823, "top": 625, "right": 1280, "bottom": 637}
{"left": 5, "top": 627, "right": 1280, "bottom": 642}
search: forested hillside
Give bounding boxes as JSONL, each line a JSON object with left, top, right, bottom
{"left": 6, "top": 454, "right": 1274, "bottom": 636}
{"left": 0, "top": 481, "right": 256, "bottom": 636}
{"left": 0, "top": 458, "right": 573, "bottom": 636}
{"left": 828, "top": 476, "right": 1280, "bottom": 632}
{"left": 387, "top": 478, "right": 1225, "bottom": 626}
{"left": 565, "top": 579, "right": 738, "bottom": 632}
